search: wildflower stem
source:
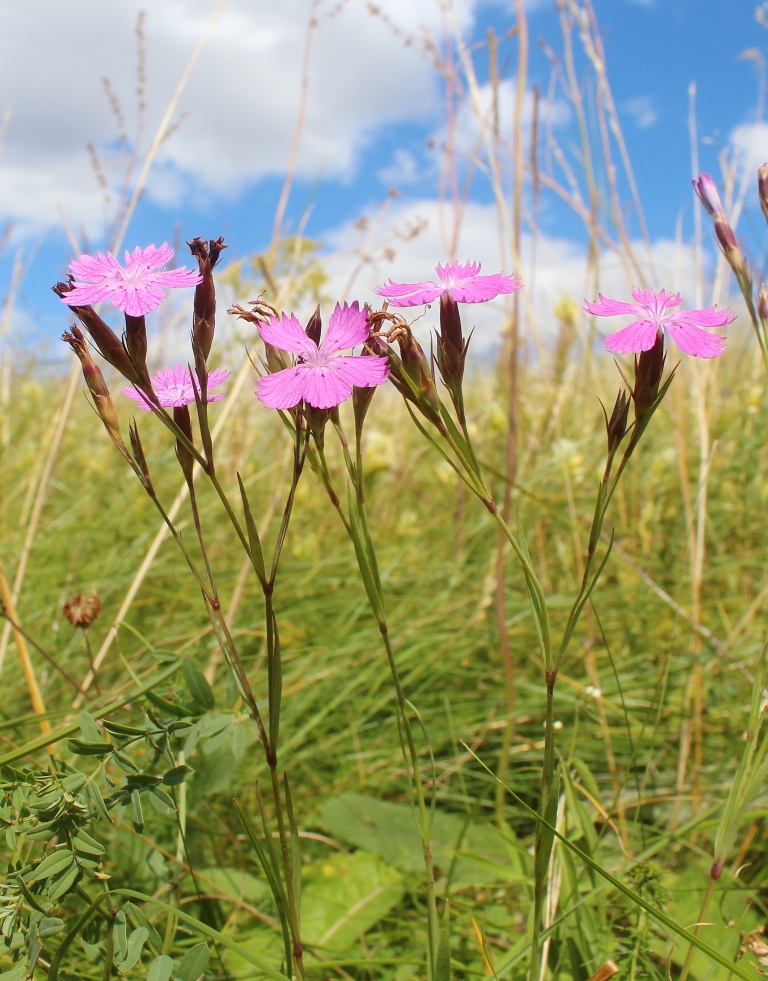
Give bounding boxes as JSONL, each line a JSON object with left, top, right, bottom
{"left": 678, "top": 873, "right": 717, "bottom": 981}
{"left": 269, "top": 763, "right": 304, "bottom": 981}
{"left": 529, "top": 676, "right": 557, "bottom": 981}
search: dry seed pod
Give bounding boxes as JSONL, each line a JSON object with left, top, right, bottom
{"left": 63, "top": 593, "right": 101, "bottom": 629}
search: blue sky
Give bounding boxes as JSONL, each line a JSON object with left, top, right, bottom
{"left": 1, "top": 0, "right": 766, "bottom": 351}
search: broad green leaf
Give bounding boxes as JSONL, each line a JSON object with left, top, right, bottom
{"left": 146, "top": 955, "right": 174, "bottom": 981}
{"left": 162, "top": 765, "right": 194, "bottom": 786}
{"left": 300, "top": 850, "right": 403, "bottom": 952}
{"left": 116, "top": 927, "right": 148, "bottom": 975}
{"left": 0, "top": 961, "right": 27, "bottom": 981}
{"left": 187, "top": 867, "right": 270, "bottom": 906}
{"left": 174, "top": 942, "right": 209, "bottom": 981}
{"left": 320, "top": 793, "right": 523, "bottom": 888}
{"left": 37, "top": 918, "right": 64, "bottom": 939}
{"left": 30, "top": 849, "right": 75, "bottom": 881}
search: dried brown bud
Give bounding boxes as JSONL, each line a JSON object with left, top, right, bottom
{"left": 189, "top": 236, "right": 227, "bottom": 360}
{"left": 63, "top": 593, "right": 101, "bottom": 629}
{"left": 53, "top": 278, "right": 140, "bottom": 383}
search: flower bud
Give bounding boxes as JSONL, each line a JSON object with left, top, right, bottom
{"left": 397, "top": 328, "right": 439, "bottom": 413}
{"left": 759, "top": 164, "right": 768, "bottom": 226}
{"left": 174, "top": 404, "right": 195, "bottom": 484}
{"left": 759, "top": 283, "right": 768, "bottom": 324}
{"left": 436, "top": 294, "right": 466, "bottom": 393}
{"left": 62, "top": 326, "right": 124, "bottom": 448}
{"left": 53, "top": 277, "right": 140, "bottom": 383}
{"left": 304, "top": 404, "right": 331, "bottom": 448}
{"left": 692, "top": 172, "right": 725, "bottom": 219}
{"left": 129, "top": 420, "right": 154, "bottom": 495}
{"left": 604, "top": 389, "right": 630, "bottom": 454}
{"left": 124, "top": 313, "right": 150, "bottom": 382}
{"left": 714, "top": 219, "right": 744, "bottom": 276}
{"left": 305, "top": 305, "right": 321, "bottom": 346}
{"left": 188, "top": 236, "right": 227, "bottom": 361}
{"left": 265, "top": 343, "right": 289, "bottom": 374}
{"left": 352, "top": 345, "right": 382, "bottom": 434}
{"left": 633, "top": 330, "right": 665, "bottom": 425}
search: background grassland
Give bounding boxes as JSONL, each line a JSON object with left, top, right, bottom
{"left": 1, "top": 308, "right": 767, "bottom": 980}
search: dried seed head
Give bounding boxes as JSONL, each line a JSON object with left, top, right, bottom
{"left": 63, "top": 593, "right": 101, "bottom": 628}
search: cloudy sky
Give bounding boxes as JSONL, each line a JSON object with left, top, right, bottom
{"left": 1, "top": 0, "right": 766, "bottom": 353}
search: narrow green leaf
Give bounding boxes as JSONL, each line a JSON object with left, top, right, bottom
{"left": 146, "top": 955, "right": 174, "bottom": 981}
{"left": 175, "top": 942, "right": 209, "bottom": 981}
{"left": 66, "top": 739, "right": 112, "bottom": 756}
{"left": 79, "top": 713, "right": 102, "bottom": 743}
{"left": 238, "top": 473, "right": 267, "bottom": 585}
{"left": 162, "top": 764, "right": 194, "bottom": 786}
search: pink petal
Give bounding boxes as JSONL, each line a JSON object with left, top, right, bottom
{"left": 118, "top": 285, "right": 166, "bottom": 316}
{"left": 584, "top": 293, "right": 644, "bottom": 318}
{"left": 331, "top": 354, "right": 390, "bottom": 387}
{"left": 69, "top": 251, "right": 121, "bottom": 280}
{"left": 122, "top": 385, "right": 155, "bottom": 411}
{"left": 124, "top": 243, "right": 175, "bottom": 271}
{"left": 437, "top": 260, "right": 481, "bottom": 283}
{"left": 321, "top": 301, "right": 369, "bottom": 355}
{"left": 672, "top": 305, "right": 736, "bottom": 329}
{"left": 59, "top": 282, "right": 114, "bottom": 307}
{"left": 603, "top": 320, "right": 659, "bottom": 354}
{"left": 373, "top": 280, "right": 444, "bottom": 306}
{"left": 666, "top": 323, "right": 726, "bottom": 359}
{"left": 152, "top": 268, "right": 203, "bottom": 289}
{"left": 206, "top": 367, "right": 230, "bottom": 390}
{"left": 450, "top": 273, "right": 522, "bottom": 303}
{"left": 256, "top": 365, "right": 311, "bottom": 409}
{"left": 259, "top": 313, "right": 315, "bottom": 355}
{"left": 302, "top": 365, "right": 353, "bottom": 409}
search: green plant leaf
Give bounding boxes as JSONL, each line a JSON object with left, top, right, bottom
{"left": 182, "top": 658, "right": 214, "bottom": 711}
{"left": 174, "top": 942, "right": 209, "bottom": 981}
{"left": 300, "top": 851, "right": 404, "bottom": 952}
{"left": 146, "top": 955, "right": 174, "bottom": 981}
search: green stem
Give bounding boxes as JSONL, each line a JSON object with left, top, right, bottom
{"left": 269, "top": 763, "right": 304, "bottom": 981}
{"left": 679, "top": 873, "right": 718, "bottom": 981}
{"left": 529, "top": 674, "right": 557, "bottom": 981}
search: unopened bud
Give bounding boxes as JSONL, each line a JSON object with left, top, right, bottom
{"left": 264, "top": 343, "right": 289, "bottom": 374}
{"left": 173, "top": 404, "right": 195, "bottom": 484}
{"left": 305, "top": 305, "right": 321, "bottom": 346}
{"left": 759, "top": 284, "right": 768, "bottom": 324}
{"left": 604, "top": 389, "right": 630, "bottom": 453}
{"left": 189, "top": 236, "right": 227, "bottom": 361}
{"left": 692, "top": 172, "right": 725, "bottom": 219}
{"left": 714, "top": 219, "right": 744, "bottom": 276}
{"left": 759, "top": 164, "right": 768, "bottom": 226}
{"left": 436, "top": 294, "right": 466, "bottom": 393}
{"left": 633, "top": 330, "right": 665, "bottom": 424}
{"left": 53, "top": 277, "right": 140, "bottom": 383}
{"left": 62, "top": 326, "right": 124, "bottom": 447}
{"left": 352, "top": 344, "right": 382, "bottom": 434}
{"left": 63, "top": 593, "right": 101, "bottom": 629}
{"left": 124, "top": 314, "right": 149, "bottom": 381}
{"left": 397, "top": 328, "right": 439, "bottom": 413}
{"left": 305, "top": 404, "right": 331, "bottom": 448}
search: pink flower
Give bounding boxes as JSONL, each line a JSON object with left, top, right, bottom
{"left": 123, "top": 365, "right": 229, "bottom": 411}
{"left": 61, "top": 244, "right": 202, "bottom": 317}
{"left": 583, "top": 288, "right": 734, "bottom": 359}
{"left": 374, "top": 260, "right": 522, "bottom": 306}
{"left": 256, "top": 301, "right": 389, "bottom": 410}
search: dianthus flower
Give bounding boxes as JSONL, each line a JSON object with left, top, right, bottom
{"left": 374, "top": 260, "right": 521, "bottom": 306}
{"left": 584, "top": 288, "right": 734, "bottom": 359}
{"left": 61, "top": 244, "right": 202, "bottom": 317}
{"left": 123, "top": 365, "right": 229, "bottom": 411}
{"left": 256, "top": 301, "right": 389, "bottom": 410}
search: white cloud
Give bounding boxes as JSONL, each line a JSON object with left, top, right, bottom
{"left": 729, "top": 121, "right": 768, "bottom": 171}
{"left": 0, "top": 0, "right": 480, "bottom": 238}
{"left": 624, "top": 96, "right": 658, "bottom": 129}
{"left": 377, "top": 149, "right": 422, "bottom": 186}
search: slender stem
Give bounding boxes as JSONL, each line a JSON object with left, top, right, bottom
{"left": 679, "top": 874, "right": 717, "bottom": 981}
{"left": 529, "top": 674, "right": 557, "bottom": 981}
{"left": 269, "top": 763, "right": 304, "bottom": 981}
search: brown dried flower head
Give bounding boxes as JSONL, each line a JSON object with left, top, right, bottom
{"left": 63, "top": 593, "right": 101, "bottom": 629}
